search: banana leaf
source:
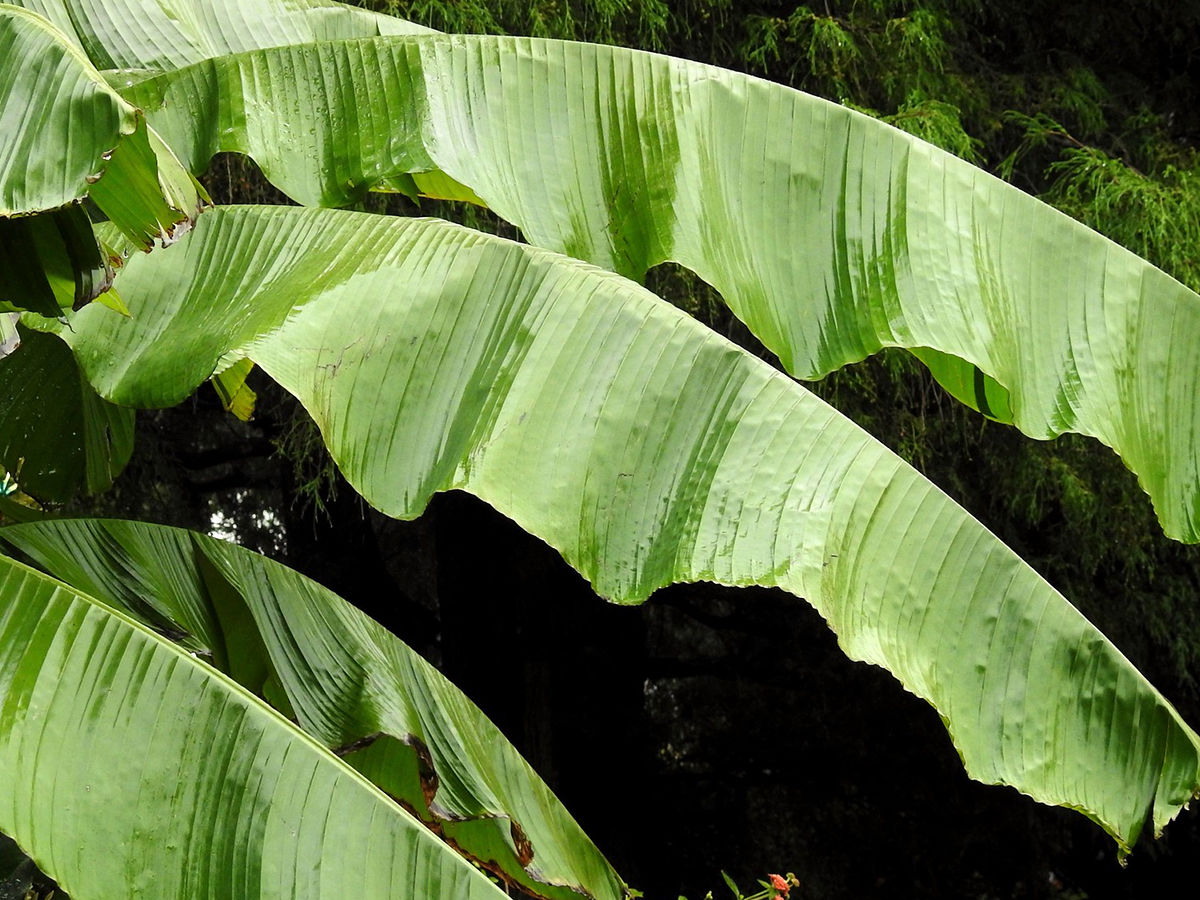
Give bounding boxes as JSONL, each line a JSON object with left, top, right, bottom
{"left": 212, "top": 356, "right": 258, "bottom": 421}
{"left": 0, "top": 548, "right": 514, "bottom": 900}
{"left": 97, "top": 25, "right": 1200, "bottom": 543}
{"left": 0, "top": 518, "right": 626, "bottom": 900}
{"left": 32, "top": 203, "right": 1200, "bottom": 853}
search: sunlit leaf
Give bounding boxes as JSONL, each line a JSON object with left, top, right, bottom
{"left": 212, "top": 357, "right": 257, "bottom": 421}
{"left": 38, "top": 204, "right": 1200, "bottom": 852}
{"left": 4, "top": 0, "right": 433, "bottom": 72}
{"left": 0, "top": 313, "right": 19, "bottom": 359}
{"left": 111, "top": 26, "right": 1200, "bottom": 542}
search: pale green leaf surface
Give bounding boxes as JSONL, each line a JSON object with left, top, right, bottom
{"left": 1, "top": 518, "right": 626, "bottom": 900}
{"left": 0, "top": 3, "right": 131, "bottom": 216}
{"left": 42, "top": 205, "right": 1200, "bottom": 850}
{"left": 0, "top": 313, "right": 16, "bottom": 358}
{"left": 116, "top": 32, "right": 1200, "bottom": 541}
{"left": 5, "top": 0, "right": 433, "bottom": 72}
{"left": 0, "top": 550, "right": 510, "bottom": 899}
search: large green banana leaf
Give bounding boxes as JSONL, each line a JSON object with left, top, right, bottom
{"left": 0, "top": 3, "right": 204, "bottom": 313}
{"left": 91, "top": 24, "right": 1200, "bottom": 543}
{"left": 0, "top": 548, "right": 516, "bottom": 900}
{"left": 6, "top": 0, "right": 1200, "bottom": 866}
{"left": 31, "top": 203, "right": 1200, "bottom": 853}
{"left": 0, "top": 518, "right": 625, "bottom": 900}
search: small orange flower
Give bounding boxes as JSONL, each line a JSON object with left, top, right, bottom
{"left": 768, "top": 873, "right": 790, "bottom": 897}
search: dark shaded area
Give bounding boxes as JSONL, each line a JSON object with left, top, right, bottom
{"left": 0, "top": 833, "right": 61, "bottom": 900}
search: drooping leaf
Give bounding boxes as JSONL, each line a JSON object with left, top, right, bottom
{"left": 112, "top": 27, "right": 1200, "bottom": 542}
{"left": 0, "top": 327, "right": 134, "bottom": 500}
{"left": 0, "top": 492, "right": 45, "bottom": 525}
{"left": 36, "top": 204, "right": 1200, "bottom": 851}
{"left": 0, "top": 3, "right": 206, "bottom": 311}
{"left": 93, "top": 284, "right": 131, "bottom": 316}
{"left": 0, "top": 548, "right": 514, "bottom": 900}
{"left": 410, "top": 170, "right": 487, "bottom": 205}
{"left": 1, "top": 517, "right": 628, "bottom": 900}
{"left": 0, "top": 3, "right": 206, "bottom": 237}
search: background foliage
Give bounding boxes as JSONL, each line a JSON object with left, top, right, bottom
{"left": 13, "top": 1, "right": 1200, "bottom": 898}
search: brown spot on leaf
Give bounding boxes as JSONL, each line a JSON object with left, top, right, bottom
{"left": 332, "top": 732, "right": 382, "bottom": 757}
{"left": 403, "top": 734, "right": 440, "bottom": 808}
{"left": 511, "top": 820, "right": 535, "bottom": 866}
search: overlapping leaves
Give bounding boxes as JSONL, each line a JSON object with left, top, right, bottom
{"left": 34, "top": 204, "right": 1200, "bottom": 851}
{"left": 1, "top": 518, "right": 625, "bottom": 900}
{"left": 97, "top": 22, "right": 1200, "bottom": 543}
{"left": 4, "top": 0, "right": 1200, "bottom": 880}
{"left": 5, "top": 0, "right": 432, "bottom": 72}
{"left": 0, "top": 3, "right": 204, "bottom": 314}
{"left": 0, "top": 548, "right": 512, "bottom": 900}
